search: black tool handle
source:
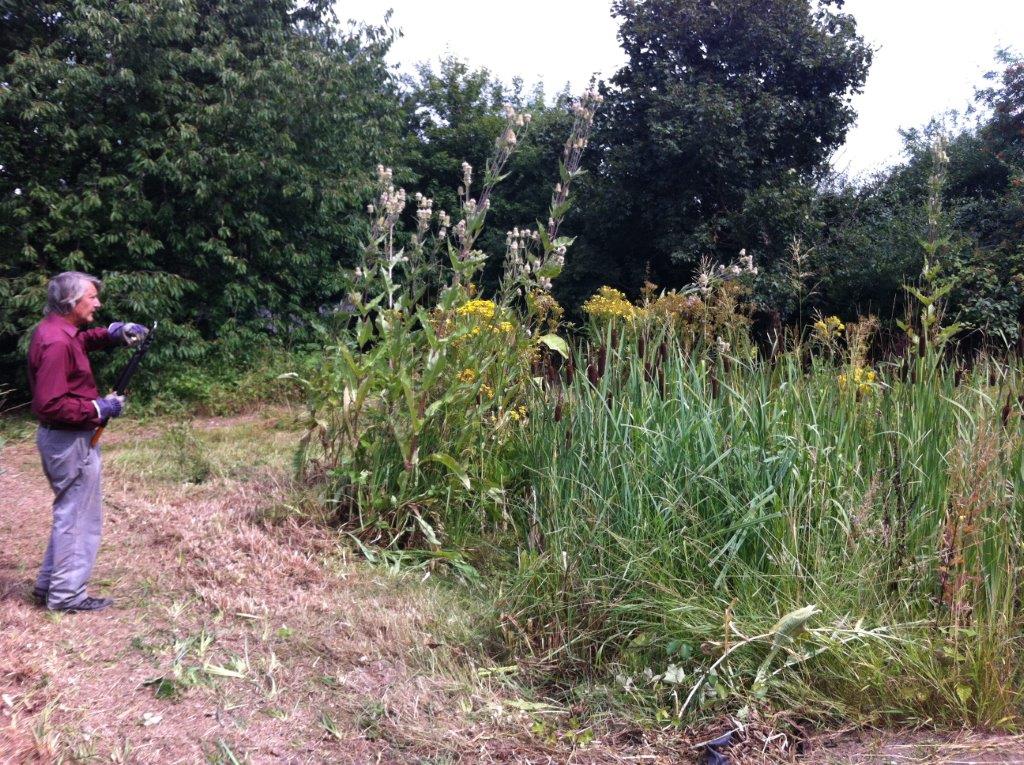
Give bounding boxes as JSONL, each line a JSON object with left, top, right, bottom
{"left": 91, "top": 322, "right": 158, "bottom": 446}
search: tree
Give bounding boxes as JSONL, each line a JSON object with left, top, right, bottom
{"left": 808, "top": 52, "right": 1024, "bottom": 344}
{"left": 568, "top": 0, "right": 871, "bottom": 307}
{"left": 0, "top": 0, "right": 406, "bottom": 388}
{"left": 404, "top": 58, "right": 575, "bottom": 292}
{"left": 943, "top": 51, "right": 1024, "bottom": 345}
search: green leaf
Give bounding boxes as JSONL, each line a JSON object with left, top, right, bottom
{"left": 537, "top": 333, "right": 569, "bottom": 358}
{"left": 536, "top": 262, "right": 563, "bottom": 279}
{"left": 411, "top": 510, "right": 442, "bottom": 547}
{"left": 356, "top": 318, "right": 374, "bottom": 348}
{"left": 427, "top": 452, "right": 472, "bottom": 490}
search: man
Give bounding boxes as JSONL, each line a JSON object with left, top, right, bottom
{"left": 28, "top": 271, "right": 148, "bottom": 612}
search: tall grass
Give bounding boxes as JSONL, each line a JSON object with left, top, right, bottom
{"left": 502, "top": 333, "right": 1024, "bottom": 727}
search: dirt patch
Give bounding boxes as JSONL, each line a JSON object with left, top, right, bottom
{"left": 801, "top": 730, "right": 1024, "bottom": 764}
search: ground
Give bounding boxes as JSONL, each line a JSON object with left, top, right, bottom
{"left": 0, "top": 411, "right": 690, "bottom": 764}
{"left": 2, "top": 411, "right": 1024, "bottom": 764}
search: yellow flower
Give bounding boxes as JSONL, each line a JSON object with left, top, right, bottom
{"left": 480, "top": 383, "right": 494, "bottom": 399}
{"left": 458, "top": 368, "right": 478, "bottom": 383}
{"left": 813, "top": 315, "right": 845, "bottom": 343}
{"left": 453, "top": 299, "right": 517, "bottom": 338}
{"left": 838, "top": 366, "right": 878, "bottom": 396}
{"left": 456, "top": 299, "right": 497, "bottom": 321}
{"left": 583, "top": 286, "right": 641, "bottom": 321}
{"left": 505, "top": 405, "right": 529, "bottom": 424}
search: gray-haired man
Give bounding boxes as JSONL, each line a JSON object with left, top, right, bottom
{"left": 27, "top": 272, "right": 148, "bottom": 612}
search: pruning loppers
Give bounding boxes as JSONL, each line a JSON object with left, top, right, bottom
{"left": 90, "top": 321, "right": 158, "bottom": 447}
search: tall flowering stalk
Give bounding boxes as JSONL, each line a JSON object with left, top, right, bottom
{"left": 294, "top": 92, "right": 598, "bottom": 551}
{"left": 898, "top": 137, "right": 962, "bottom": 361}
{"left": 451, "top": 105, "right": 531, "bottom": 281}
{"left": 501, "top": 90, "right": 603, "bottom": 301}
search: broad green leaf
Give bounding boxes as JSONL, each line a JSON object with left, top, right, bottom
{"left": 427, "top": 452, "right": 472, "bottom": 490}
{"left": 537, "top": 333, "right": 569, "bottom": 358}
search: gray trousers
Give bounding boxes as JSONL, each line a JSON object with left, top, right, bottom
{"left": 35, "top": 427, "right": 103, "bottom": 609}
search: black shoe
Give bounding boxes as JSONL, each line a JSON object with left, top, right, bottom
{"left": 50, "top": 596, "right": 113, "bottom": 613}
{"left": 31, "top": 588, "right": 47, "bottom": 607}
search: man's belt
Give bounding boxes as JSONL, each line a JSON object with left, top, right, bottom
{"left": 38, "top": 422, "right": 92, "bottom": 432}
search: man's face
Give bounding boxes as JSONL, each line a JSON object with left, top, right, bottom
{"left": 68, "top": 282, "right": 101, "bottom": 327}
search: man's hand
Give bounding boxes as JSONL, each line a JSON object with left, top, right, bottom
{"left": 108, "top": 322, "right": 150, "bottom": 347}
{"left": 95, "top": 393, "right": 125, "bottom": 420}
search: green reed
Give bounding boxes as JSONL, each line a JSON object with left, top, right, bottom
{"left": 502, "top": 332, "right": 1024, "bottom": 726}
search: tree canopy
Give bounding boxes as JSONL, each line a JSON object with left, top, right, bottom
{"left": 0, "top": 0, "right": 405, "bottom": 381}
{"left": 561, "top": 0, "right": 871, "bottom": 308}
{"left": 3, "top": 0, "right": 1023, "bottom": 400}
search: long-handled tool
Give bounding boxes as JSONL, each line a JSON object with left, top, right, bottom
{"left": 90, "top": 322, "right": 158, "bottom": 447}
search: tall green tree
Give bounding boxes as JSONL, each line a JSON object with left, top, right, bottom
{"left": 0, "top": 0, "right": 405, "bottom": 386}
{"left": 566, "top": 0, "right": 871, "bottom": 306}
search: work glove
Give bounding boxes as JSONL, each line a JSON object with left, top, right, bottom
{"left": 95, "top": 393, "right": 126, "bottom": 420}
{"left": 108, "top": 322, "right": 149, "bottom": 347}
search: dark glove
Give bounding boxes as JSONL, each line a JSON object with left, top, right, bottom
{"left": 95, "top": 393, "right": 125, "bottom": 420}
{"left": 108, "top": 322, "right": 149, "bottom": 347}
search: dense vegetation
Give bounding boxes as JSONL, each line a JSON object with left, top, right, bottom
{"left": 1, "top": 0, "right": 404, "bottom": 393}
{"left": 509, "top": 327, "right": 1024, "bottom": 727}
{"left": 285, "top": 79, "right": 1024, "bottom": 727}
{"left": 4, "top": 0, "right": 1021, "bottom": 398}
{"left": 2, "top": 0, "right": 1023, "bottom": 731}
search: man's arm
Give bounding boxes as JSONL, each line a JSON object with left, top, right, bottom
{"left": 80, "top": 326, "right": 114, "bottom": 351}
{"left": 32, "top": 343, "right": 102, "bottom": 427}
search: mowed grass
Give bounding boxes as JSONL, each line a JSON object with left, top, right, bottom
{"left": 5, "top": 411, "right": 634, "bottom": 762}
{"left": 103, "top": 412, "right": 301, "bottom": 484}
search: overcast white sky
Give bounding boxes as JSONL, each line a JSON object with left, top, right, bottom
{"left": 339, "top": 1, "right": 1022, "bottom": 178}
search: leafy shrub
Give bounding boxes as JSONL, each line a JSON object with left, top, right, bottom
{"left": 0, "top": 0, "right": 406, "bottom": 392}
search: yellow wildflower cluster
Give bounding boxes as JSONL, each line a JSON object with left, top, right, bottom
{"left": 583, "top": 286, "right": 640, "bottom": 321}
{"left": 456, "top": 299, "right": 497, "bottom": 321}
{"left": 813, "top": 315, "right": 845, "bottom": 343}
{"left": 480, "top": 383, "right": 494, "bottom": 399}
{"left": 838, "top": 366, "right": 878, "bottom": 395}
{"left": 485, "top": 404, "right": 527, "bottom": 430}
{"left": 463, "top": 322, "right": 515, "bottom": 338}
{"left": 453, "top": 299, "right": 516, "bottom": 337}
{"left": 506, "top": 405, "right": 528, "bottom": 423}
{"left": 458, "top": 368, "right": 478, "bottom": 384}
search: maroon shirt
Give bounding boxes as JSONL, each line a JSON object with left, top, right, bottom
{"left": 28, "top": 314, "right": 116, "bottom": 428}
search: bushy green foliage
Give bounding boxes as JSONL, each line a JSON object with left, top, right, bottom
{"left": 139, "top": 347, "right": 310, "bottom": 415}
{"left": 0, "top": 0, "right": 406, "bottom": 387}
{"left": 811, "top": 52, "right": 1024, "bottom": 340}
{"left": 562, "top": 0, "right": 871, "bottom": 307}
